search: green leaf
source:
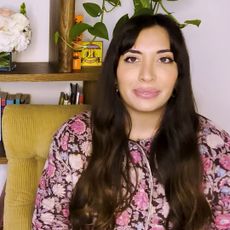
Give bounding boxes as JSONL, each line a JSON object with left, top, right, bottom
{"left": 179, "top": 23, "right": 186, "bottom": 29}
{"left": 133, "top": 0, "right": 151, "bottom": 13}
{"left": 69, "top": 23, "right": 92, "bottom": 41}
{"left": 134, "top": 7, "right": 153, "bottom": 16}
{"left": 140, "top": 0, "right": 151, "bottom": 7}
{"left": 105, "top": 0, "right": 121, "bottom": 6}
{"left": 83, "top": 3, "right": 103, "bottom": 17}
{"left": 113, "top": 14, "right": 129, "bottom": 36}
{"left": 88, "top": 22, "right": 109, "bottom": 40}
{"left": 0, "top": 52, "right": 9, "bottom": 58}
{"left": 184, "top": 19, "right": 201, "bottom": 27}
{"left": 54, "top": 31, "right": 60, "bottom": 44}
{"left": 20, "top": 2, "right": 26, "bottom": 15}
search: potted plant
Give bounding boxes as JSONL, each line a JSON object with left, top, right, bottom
{"left": 55, "top": 0, "right": 201, "bottom": 47}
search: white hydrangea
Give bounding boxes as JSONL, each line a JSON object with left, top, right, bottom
{"left": 0, "top": 8, "right": 31, "bottom": 52}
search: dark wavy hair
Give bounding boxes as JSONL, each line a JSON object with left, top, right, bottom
{"left": 69, "top": 14, "right": 211, "bottom": 229}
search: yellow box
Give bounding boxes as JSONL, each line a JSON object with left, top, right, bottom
{"left": 81, "top": 41, "right": 103, "bottom": 67}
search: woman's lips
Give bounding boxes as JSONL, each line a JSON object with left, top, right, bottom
{"left": 133, "top": 88, "right": 160, "bottom": 99}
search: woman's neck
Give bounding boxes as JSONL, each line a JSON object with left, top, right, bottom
{"left": 128, "top": 110, "right": 162, "bottom": 141}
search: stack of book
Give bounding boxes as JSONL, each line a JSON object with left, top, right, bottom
{"left": 58, "top": 83, "right": 84, "bottom": 105}
{"left": 0, "top": 91, "right": 30, "bottom": 142}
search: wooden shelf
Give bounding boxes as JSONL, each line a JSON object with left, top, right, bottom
{"left": 0, "top": 62, "right": 101, "bottom": 82}
{"left": 0, "top": 62, "right": 101, "bottom": 164}
{"left": 0, "top": 157, "right": 7, "bottom": 164}
{"left": 0, "top": 142, "right": 7, "bottom": 164}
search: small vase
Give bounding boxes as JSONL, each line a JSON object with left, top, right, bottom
{"left": 0, "top": 52, "right": 16, "bottom": 72}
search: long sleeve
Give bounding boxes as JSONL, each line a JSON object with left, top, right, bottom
{"left": 199, "top": 116, "right": 230, "bottom": 229}
{"left": 32, "top": 112, "right": 92, "bottom": 229}
{"left": 210, "top": 130, "right": 230, "bottom": 229}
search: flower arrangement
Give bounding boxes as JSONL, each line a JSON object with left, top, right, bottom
{"left": 0, "top": 3, "right": 31, "bottom": 53}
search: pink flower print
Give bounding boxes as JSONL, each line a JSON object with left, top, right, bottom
{"left": 71, "top": 118, "right": 86, "bottom": 135}
{"left": 133, "top": 190, "right": 149, "bottom": 210}
{"left": 220, "top": 196, "right": 230, "bottom": 210}
{"left": 47, "top": 163, "right": 55, "bottom": 177}
{"left": 60, "top": 133, "right": 69, "bottom": 151}
{"left": 116, "top": 210, "right": 130, "bottom": 226}
{"left": 35, "top": 193, "right": 41, "bottom": 206}
{"left": 201, "top": 155, "right": 213, "bottom": 172}
{"left": 219, "top": 177, "right": 230, "bottom": 188}
{"left": 215, "top": 214, "right": 230, "bottom": 229}
{"left": 150, "top": 217, "right": 164, "bottom": 230}
{"left": 206, "top": 133, "right": 224, "bottom": 149}
{"left": 62, "top": 208, "right": 70, "bottom": 218}
{"left": 33, "top": 221, "right": 43, "bottom": 229}
{"left": 151, "top": 217, "right": 160, "bottom": 225}
{"left": 219, "top": 155, "right": 230, "bottom": 170}
{"left": 39, "top": 178, "right": 46, "bottom": 189}
{"left": 130, "top": 150, "right": 142, "bottom": 164}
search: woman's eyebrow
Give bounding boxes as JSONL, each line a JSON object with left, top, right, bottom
{"left": 157, "top": 49, "right": 172, "bottom": 54}
{"left": 123, "top": 48, "right": 172, "bottom": 55}
{"left": 123, "top": 49, "right": 142, "bottom": 55}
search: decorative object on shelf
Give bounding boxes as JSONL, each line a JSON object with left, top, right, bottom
{"left": 0, "top": 52, "right": 15, "bottom": 72}
{"left": 72, "top": 15, "right": 84, "bottom": 70}
{"left": 0, "top": 3, "right": 31, "bottom": 72}
{"left": 58, "top": 0, "right": 75, "bottom": 73}
{"left": 81, "top": 41, "right": 103, "bottom": 67}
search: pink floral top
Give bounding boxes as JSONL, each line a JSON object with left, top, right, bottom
{"left": 32, "top": 111, "right": 230, "bottom": 230}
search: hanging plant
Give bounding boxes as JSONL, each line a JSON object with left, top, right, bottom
{"left": 54, "top": 0, "right": 201, "bottom": 50}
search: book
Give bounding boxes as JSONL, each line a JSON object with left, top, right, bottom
{"left": 0, "top": 92, "right": 8, "bottom": 113}
{"left": 15, "top": 93, "right": 22, "bottom": 104}
{"left": 20, "top": 94, "right": 30, "bottom": 104}
{"left": 6, "top": 94, "right": 15, "bottom": 105}
{"left": 0, "top": 92, "right": 7, "bottom": 141}
{"left": 70, "top": 83, "right": 79, "bottom": 104}
{"left": 0, "top": 99, "right": 1, "bottom": 142}
{"left": 58, "top": 92, "right": 65, "bottom": 105}
{"left": 63, "top": 93, "right": 70, "bottom": 105}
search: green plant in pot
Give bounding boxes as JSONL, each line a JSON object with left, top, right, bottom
{"left": 55, "top": 0, "right": 201, "bottom": 50}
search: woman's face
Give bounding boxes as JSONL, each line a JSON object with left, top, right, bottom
{"left": 116, "top": 25, "right": 178, "bottom": 119}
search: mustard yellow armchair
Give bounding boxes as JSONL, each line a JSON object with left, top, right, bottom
{"left": 2, "top": 104, "right": 90, "bottom": 230}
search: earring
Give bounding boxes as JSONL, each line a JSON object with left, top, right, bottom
{"left": 171, "top": 88, "right": 177, "bottom": 98}
{"left": 115, "top": 82, "right": 119, "bottom": 93}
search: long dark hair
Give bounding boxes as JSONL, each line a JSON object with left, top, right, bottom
{"left": 70, "top": 14, "right": 211, "bottom": 229}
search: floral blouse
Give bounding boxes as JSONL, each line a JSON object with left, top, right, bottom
{"left": 32, "top": 111, "right": 230, "bottom": 230}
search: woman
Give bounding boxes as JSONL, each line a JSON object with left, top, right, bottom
{"left": 32, "top": 14, "right": 230, "bottom": 230}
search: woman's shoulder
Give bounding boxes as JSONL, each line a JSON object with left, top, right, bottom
{"left": 51, "top": 110, "right": 92, "bottom": 171}
{"left": 55, "top": 110, "right": 92, "bottom": 139}
{"left": 197, "top": 114, "right": 230, "bottom": 158}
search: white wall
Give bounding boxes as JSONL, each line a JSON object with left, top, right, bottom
{"left": 167, "top": 0, "right": 230, "bottom": 133}
{"left": 0, "top": 0, "right": 230, "bottom": 190}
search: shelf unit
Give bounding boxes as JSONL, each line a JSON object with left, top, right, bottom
{"left": 0, "top": 62, "right": 101, "bottom": 164}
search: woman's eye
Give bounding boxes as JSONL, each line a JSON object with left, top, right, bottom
{"left": 159, "top": 57, "right": 174, "bottom": 64}
{"left": 124, "top": 56, "right": 138, "bottom": 63}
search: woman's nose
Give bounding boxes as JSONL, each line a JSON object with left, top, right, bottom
{"left": 138, "top": 60, "right": 155, "bottom": 82}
